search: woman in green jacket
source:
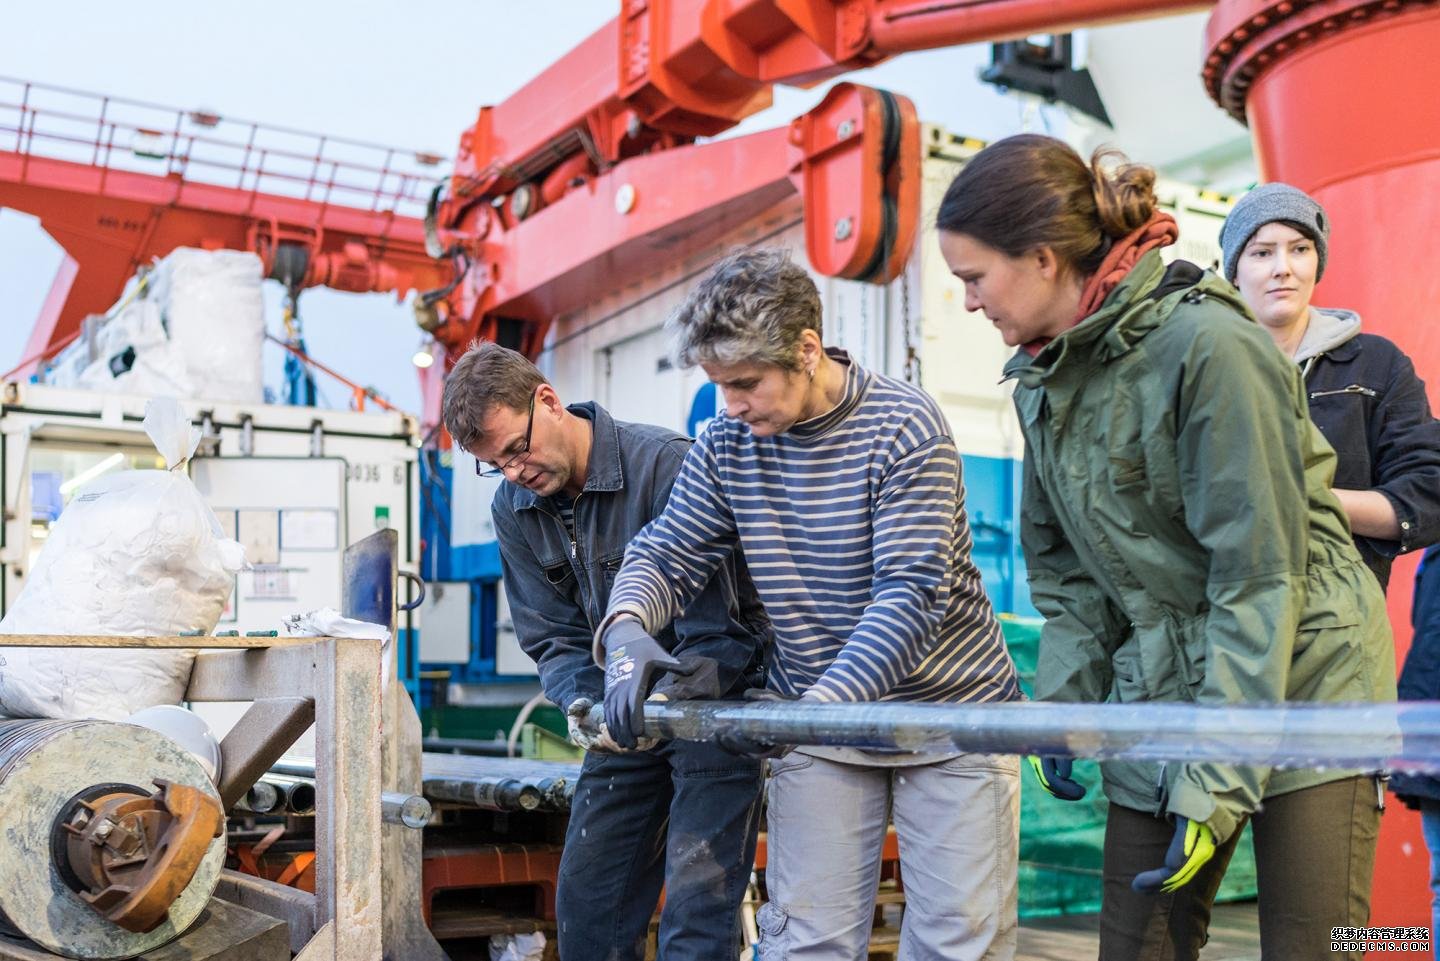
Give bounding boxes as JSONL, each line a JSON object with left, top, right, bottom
{"left": 935, "top": 134, "right": 1395, "bottom": 960}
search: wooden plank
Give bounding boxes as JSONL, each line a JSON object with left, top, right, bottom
{"left": 0, "top": 634, "right": 316, "bottom": 649}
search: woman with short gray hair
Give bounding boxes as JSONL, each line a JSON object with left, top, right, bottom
{"left": 598, "top": 246, "right": 1024, "bottom": 960}
{"left": 668, "top": 246, "right": 822, "bottom": 371}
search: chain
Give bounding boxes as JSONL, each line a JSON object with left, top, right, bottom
{"left": 901, "top": 266, "right": 919, "bottom": 385}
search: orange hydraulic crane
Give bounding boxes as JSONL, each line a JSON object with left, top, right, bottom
{"left": 3, "top": 0, "right": 1212, "bottom": 394}
{"left": 419, "top": 0, "right": 1215, "bottom": 361}
{"left": 4, "top": 0, "right": 1439, "bottom": 924}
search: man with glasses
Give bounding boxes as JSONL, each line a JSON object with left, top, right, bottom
{"left": 441, "top": 342, "right": 770, "bottom": 961}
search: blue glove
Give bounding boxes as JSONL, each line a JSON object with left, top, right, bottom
{"left": 1131, "top": 816, "right": 1217, "bottom": 894}
{"left": 1027, "top": 755, "right": 1087, "bottom": 801}
{"left": 715, "top": 688, "right": 797, "bottom": 760}
{"left": 602, "top": 617, "right": 696, "bottom": 749}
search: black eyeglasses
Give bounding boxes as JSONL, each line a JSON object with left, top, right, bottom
{"left": 476, "top": 395, "right": 535, "bottom": 478}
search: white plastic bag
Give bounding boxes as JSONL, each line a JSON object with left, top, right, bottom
{"left": 0, "top": 398, "right": 245, "bottom": 720}
{"left": 489, "top": 933, "right": 545, "bottom": 961}
{"left": 47, "top": 249, "right": 264, "bottom": 404}
{"left": 283, "top": 608, "right": 391, "bottom": 693}
{"left": 281, "top": 608, "right": 391, "bottom": 644}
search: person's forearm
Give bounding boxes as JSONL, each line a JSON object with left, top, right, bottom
{"left": 1331, "top": 487, "right": 1402, "bottom": 539}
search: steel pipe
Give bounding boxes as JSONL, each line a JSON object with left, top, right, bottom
{"left": 278, "top": 755, "right": 581, "bottom": 813}
{"left": 381, "top": 792, "right": 432, "bottom": 829}
{"left": 247, "top": 770, "right": 432, "bottom": 826}
{"left": 233, "top": 780, "right": 282, "bottom": 815}
{"left": 261, "top": 774, "right": 317, "bottom": 816}
{"left": 621, "top": 700, "right": 1440, "bottom": 774}
{"left": 420, "top": 755, "right": 577, "bottom": 812}
{"left": 422, "top": 774, "right": 544, "bottom": 812}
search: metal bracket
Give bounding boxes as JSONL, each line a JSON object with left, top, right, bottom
{"left": 216, "top": 697, "right": 317, "bottom": 811}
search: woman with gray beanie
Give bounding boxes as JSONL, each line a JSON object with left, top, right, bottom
{"left": 1220, "top": 182, "right": 1440, "bottom": 591}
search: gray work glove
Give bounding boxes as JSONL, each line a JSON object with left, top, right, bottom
{"left": 565, "top": 697, "right": 654, "bottom": 754}
{"left": 650, "top": 656, "right": 724, "bottom": 702}
{"left": 601, "top": 617, "right": 697, "bottom": 749}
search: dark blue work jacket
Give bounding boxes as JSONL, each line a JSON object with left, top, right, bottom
{"left": 491, "top": 402, "right": 767, "bottom": 712}
{"left": 1304, "top": 333, "right": 1440, "bottom": 590}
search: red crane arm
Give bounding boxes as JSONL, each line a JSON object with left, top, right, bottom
{"left": 429, "top": 0, "right": 1205, "bottom": 367}
{"left": 448, "top": 0, "right": 1208, "bottom": 205}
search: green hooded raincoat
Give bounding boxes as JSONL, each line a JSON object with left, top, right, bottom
{"left": 1005, "top": 250, "right": 1396, "bottom": 843}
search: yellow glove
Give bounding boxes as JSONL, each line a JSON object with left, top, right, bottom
{"left": 1131, "top": 817, "right": 1216, "bottom": 894}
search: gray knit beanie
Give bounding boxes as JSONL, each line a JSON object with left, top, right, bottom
{"left": 1218, "top": 182, "right": 1329, "bottom": 283}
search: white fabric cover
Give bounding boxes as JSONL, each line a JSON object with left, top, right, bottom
{"left": 158, "top": 248, "right": 265, "bottom": 403}
{"left": 489, "top": 933, "right": 546, "bottom": 961}
{"left": 46, "top": 248, "right": 264, "bottom": 404}
{"left": 48, "top": 299, "right": 195, "bottom": 397}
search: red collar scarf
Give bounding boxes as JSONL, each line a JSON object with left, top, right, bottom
{"left": 1022, "top": 211, "right": 1180, "bottom": 356}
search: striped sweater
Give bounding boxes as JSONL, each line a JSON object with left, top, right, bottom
{"left": 607, "top": 349, "right": 1020, "bottom": 705}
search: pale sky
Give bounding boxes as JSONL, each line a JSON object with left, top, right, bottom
{"left": 0, "top": 2, "right": 1241, "bottom": 414}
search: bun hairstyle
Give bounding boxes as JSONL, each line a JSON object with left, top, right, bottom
{"left": 936, "top": 134, "right": 1158, "bottom": 276}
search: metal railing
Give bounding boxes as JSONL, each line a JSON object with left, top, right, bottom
{"left": 0, "top": 75, "right": 447, "bottom": 219}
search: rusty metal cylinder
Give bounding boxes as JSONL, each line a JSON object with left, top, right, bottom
{"left": 0, "top": 719, "right": 225, "bottom": 959}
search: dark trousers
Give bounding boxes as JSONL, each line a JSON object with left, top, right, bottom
{"left": 555, "top": 738, "right": 763, "bottom": 961}
{"left": 1099, "top": 776, "right": 1381, "bottom": 960}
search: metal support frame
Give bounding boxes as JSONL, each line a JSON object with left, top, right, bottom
{"left": 215, "top": 870, "right": 320, "bottom": 957}
{"left": 0, "top": 632, "right": 382, "bottom": 961}
{"left": 343, "top": 529, "right": 450, "bottom": 961}
{"left": 217, "top": 697, "right": 316, "bottom": 811}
